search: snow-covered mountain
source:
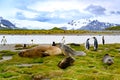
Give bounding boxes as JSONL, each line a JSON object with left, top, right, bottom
{"left": 0, "top": 17, "right": 17, "bottom": 29}
{"left": 68, "top": 19, "right": 91, "bottom": 28}
{"left": 0, "top": 17, "right": 119, "bottom": 30}
{"left": 68, "top": 19, "right": 120, "bottom": 30}
{"left": 80, "top": 20, "right": 119, "bottom": 30}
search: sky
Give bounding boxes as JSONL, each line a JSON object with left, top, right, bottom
{"left": 0, "top": 0, "right": 120, "bottom": 29}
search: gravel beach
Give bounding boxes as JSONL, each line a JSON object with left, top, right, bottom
{"left": 0, "top": 44, "right": 16, "bottom": 51}
{"left": 0, "top": 44, "right": 51, "bottom": 51}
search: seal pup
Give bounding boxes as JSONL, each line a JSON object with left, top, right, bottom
{"left": 102, "top": 54, "right": 114, "bottom": 65}
{"left": 58, "top": 56, "right": 75, "bottom": 69}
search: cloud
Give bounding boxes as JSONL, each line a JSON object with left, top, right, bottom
{"left": 85, "top": 4, "right": 106, "bottom": 15}
{"left": 12, "top": 19, "right": 74, "bottom": 29}
{"left": 28, "top": 0, "right": 85, "bottom": 12}
{"left": 15, "top": 9, "right": 92, "bottom": 24}
{"left": 35, "top": 10, "right": 92, "bottom": 23}
{"left": 15, "top": 12, "right": 26, "bottom": 20}
{"left": 110, "top": 11, "right": 120, "bottom": 15}
{"left": 32, "top": 10, "right": 79, "bottom": 23}
{"left": 117, "top": 11, "right": 120, "bottom": 14}
{"left": 1, "top": 0, "right": 120, "bottom": 29}
{"left": 14, "top": 0, "right": 39, "bottom": 13}
{"left": 12, "top": 0, "right": 93, "bottom": 24}
{"left": 91, "top": 14, "right": 120, "bottom": 24}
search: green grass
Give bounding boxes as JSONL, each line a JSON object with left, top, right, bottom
{"left": 0, "top": 44, "right": 120, "bottom": 80}
{"left": 0, "top": 29, "right": 90, "bottom": 35}
{"left": 106, "top": 26, "right": 120, "bottom": 30}
{"left": 0, "top": 50, "right": 17, "bottom": 58}
{"left": 0, "top": 29, "right": 119, "bottom": 35}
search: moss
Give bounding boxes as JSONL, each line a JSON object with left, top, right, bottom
{"left": 0, "top": 72, "right": 18, "bottom": 78}
{"left": 0, "top": 50, "right": 17, "bottom": 56}
{"left": 0, "top": 44, "right": 120, "bottom": 80}
{"left": 15, "top": 44, "right": 23, "bottom": 47}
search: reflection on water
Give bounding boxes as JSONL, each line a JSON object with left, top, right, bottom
{"left": 0, "top": 35, "right": 119, "bottom": 44}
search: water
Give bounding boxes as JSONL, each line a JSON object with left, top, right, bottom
{"left": 16, "top": 63, "right": 40, "bottom": 67}
{"left": 0, "top": 35, "right": 119, "bottom": 44}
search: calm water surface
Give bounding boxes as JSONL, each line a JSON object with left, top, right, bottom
{"left": 0, "top": 35, "right": 120, "bottom": 44}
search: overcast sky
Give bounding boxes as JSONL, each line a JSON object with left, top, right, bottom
{"left": 0, "top": 0, "right": 120, "bottom": 29}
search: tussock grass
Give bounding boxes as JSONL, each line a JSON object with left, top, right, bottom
{"left": 0, "top": 50, "right": 17, "bottom": 56}
{"left": 0, "top": 43, "right": 120, "bottom": 80}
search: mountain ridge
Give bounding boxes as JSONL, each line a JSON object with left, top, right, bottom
{"left": 0, "top": 17, "right": 120, "bottom": 30}
{"left": 0, "top": 17, "right": 18, "bottom": 29}
{"left": 67, "top": 19, "right": 120, "bottom": 30}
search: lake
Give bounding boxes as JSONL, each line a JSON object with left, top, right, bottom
{"left": 0, "top": 35, "right": 120, "bottom": 44}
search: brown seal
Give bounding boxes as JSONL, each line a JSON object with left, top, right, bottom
{"left": 18, "top": 45, "right": 62, "bottom": 58}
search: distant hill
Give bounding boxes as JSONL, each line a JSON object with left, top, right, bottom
{"left": 105, "top": 26, "right": 120, "bottom": 30}
{"left": 0, "top": 17, "right": 18, "bottom": 29}
{"left": 50, "top": 27, "right": 63, "bottom": 30}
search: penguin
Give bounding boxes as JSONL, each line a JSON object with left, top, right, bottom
{"left": 93, "top": 37, "right": 98, "bottom": 51}
{"left": 85, "top": 38, "right": 90, "bottom": 50}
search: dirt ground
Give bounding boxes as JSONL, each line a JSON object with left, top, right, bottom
{"left": 0, "top": 44, "right": 51, "bottom": 51}
{"left": 0, "top": 44, "right": 16, "bottom": 51}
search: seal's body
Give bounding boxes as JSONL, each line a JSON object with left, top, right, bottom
{"left": 19, "top": 45, "right": 62, "bottom": 57}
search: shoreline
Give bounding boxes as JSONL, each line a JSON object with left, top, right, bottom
{"left": 0, "top": 44, "right": 18, "bottom": 51}
{"left": 0, "top": 33, "right": 120, "bottom": 36}
{"left": 0, "top": 43, "right": 120, "bottom": 51}
{"left": 0, "top": 44, "right": 50, "bottom": 51}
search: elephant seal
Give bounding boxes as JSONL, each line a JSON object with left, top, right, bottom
{"left": 58, "top": 56, "right": 75, "bottom": 69}
{"left": 102, "top": 54, "right": 114, "bottom": 65}
{"left": 56, "top": 43, "right": 86, "bottom": 56}
{"left": 18, "top": 45, "right": 62, "bottom": 58}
